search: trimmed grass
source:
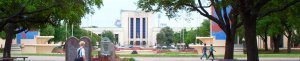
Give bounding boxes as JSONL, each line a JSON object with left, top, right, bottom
{"left": 117, "top": 51, "right": 300, "bottom": 58}
{"left": 1, "top": 50, "right": 299, "bottom": 58}
{"left": 258, "top": 49, "right": 300, "bottom": 54}
{"left": 117, "top": 54, "right": 300, "bottom": 58}
{"left": 5, "top": 53, "right": 299, "bottom": 58}
{"left": 3, "top": 53, "right": 65, "bottom": 56}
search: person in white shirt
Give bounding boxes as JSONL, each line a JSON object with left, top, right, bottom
{"left": 75, "top": 41, "right": 86, "bottom": 61}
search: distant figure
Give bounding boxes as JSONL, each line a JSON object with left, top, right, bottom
{"left": 201, "top": 43, "right": 208, "bottom": 60}
{"left": 75, "top": 41, "right": 86, "bottom": 61}
{"left": 208, "top": 44, "right": 216, "bottom": 59}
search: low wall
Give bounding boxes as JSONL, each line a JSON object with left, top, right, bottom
{"left": 116, "top": 50, "right": 156, "bottom": 54}
{"left": 22, "top": 44, "right": 60, "bottom": 53}
{"left": 190, "top": 45, "right": 225, "bottom": 55}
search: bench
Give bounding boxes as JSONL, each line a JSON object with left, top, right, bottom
{"left": 0, "top": 57, "right": 28, "bottom": 61}
{"left": 0, "top": 57, "right": 16, "bottom": 61}
{"left": 12, "top": 57, "right": 28, "bottom": 61}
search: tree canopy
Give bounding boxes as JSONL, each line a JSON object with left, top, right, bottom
{"left": 137, "top": 0, "right": 300, "bottom": 60}
{"left": 196, "top": 19, "right": 210, "bottom": 37}
{"left": 40, "top": 24, "right": 55, "bottom": 36}
{"left": 0, "top": 0, "right": 103, "bottom": 58}
{"left": 101, "top": 30, "right": 116, "bottom": 44}
{"left": 0, "top": 0, "right": 103, "bottom": 32}
{"left": 137, "top": 0, "right": 241, "bottom": 59}
{"left": 156, "top": 27, "right": 174, "bottom": 46}
{"left": 40, "top": 24, "right": 101, "bottom": 46}
{"left": 185, "top": 29, "right": 195, "bottom": 46}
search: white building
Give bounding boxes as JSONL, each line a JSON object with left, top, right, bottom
{"left": 84, "top": 10, "right": 196, "bottom": 47}
{"left": 84, "top": 10, "right": 156, "bottom": 47}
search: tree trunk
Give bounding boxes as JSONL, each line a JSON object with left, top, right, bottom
{"left": 3, "top": 23, "right": 16, "bottom": 59}
{"left": 243, "top": 16, "right": 259, "bottom": 61}
{"left": 224, "top": 31, "right": 235, "bottom": 59}
{"left": 263, "top": 33, "right": 269, "bottom": 51}
{"left": 272, "top": 35, "right": 280, "bottom": 53}
{"left": 185, "top": 43, "right": 189, "bottom": 49}
{"left": 287, "top": 33, "right": 291, "bottom": 53}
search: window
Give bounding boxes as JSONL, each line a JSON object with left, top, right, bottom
{"left": 136, "top": 41, "right": 140, "bottom": 45}
{"left": 142, "top": 41, "right": 146, "bottom": 45}
{"left": 115, "top": 34, "right": 119, "bottom": 44}
{"left": 130, "top": 41, "right": 134, "bottom": 45}
{"left": 136, "top": 18, "right": 140, "bottom": 38}
{"left": 130, "top": 18, "right": 134, "bottom": 38}
{"left": 142, "top": 18, "right": 146, "bottom": 38}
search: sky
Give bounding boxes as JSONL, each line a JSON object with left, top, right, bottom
{"left": 80, "top": 0, "right": 211, "bottom": 28}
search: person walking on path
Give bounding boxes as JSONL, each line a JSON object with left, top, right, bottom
{"left": 200, "top": 43, "right": 208, "bottom": 60}
{"left": 208, "top": 44, "right": 216, "bottom": 60}
{"left": 75, "top": 41, "right": 86, "bottom": 61}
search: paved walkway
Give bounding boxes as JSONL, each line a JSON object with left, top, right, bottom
{"left": 14, "top": 56, "right": 300, "bottom": 61}
{"left": 132, "top": 57, "right": 300, "bottom": 61}
{"left": 15, "top": 56, "right": 65, "bottom": 61}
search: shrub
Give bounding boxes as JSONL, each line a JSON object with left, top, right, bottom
{"left": 122, "top": 57, "right": 135, "bottom": 61}
{"left": 0, "top": 48, "right": 3, "bottom": 53}
{"left": 129, "top": 58, "right": 135, "bottom": 61}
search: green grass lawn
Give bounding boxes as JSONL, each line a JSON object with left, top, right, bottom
{"left": 1, "top": 50, "right": 299, "bottom": 58}
{"left": 117, "top": 50, "right": 300, "bottom": 57}
{"left": 9, "top": 53, "right": 65, "bottom": 56}
{"left": 0, "top": 53, "right": 298, "bottom": 58}
{"left": 117, "top": 53, "right": 300, "bottom": 58}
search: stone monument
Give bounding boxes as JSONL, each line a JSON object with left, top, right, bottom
{"left": 79, "top": 36, "right": 92, "bottom": 61}
{"left": 100, "top": 37, "right": 115, "bottom": 61}
{"left": 65, "top": 36, "right": 92, "bottom": 61}
{"left": 65, "top": 37, "right": 79, "bottom": 61}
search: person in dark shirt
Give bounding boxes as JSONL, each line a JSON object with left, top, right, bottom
{"left": 208, "top": 44, "right": 216, "bottom": 60}
{"left": 200, "top": 43, "right": 208, "bottom": 60}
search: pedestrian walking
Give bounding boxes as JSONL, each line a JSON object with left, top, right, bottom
{"left": 208, "top": 44, "right": 216, "bottom": 60}
{"left": 75, "top": 41, "right": 86, "bottom": 61}
{"left": 200, "top": 43, "right": 208, "bottom": 60}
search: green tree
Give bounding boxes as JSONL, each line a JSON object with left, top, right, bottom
{"left": 0, "top": 32, "right": 4, "bottom": 38}
{"left": 257, "top": 2, "right": 300, "bottom": 53}
{"left": 88, "top": 31, "right": 101, "bottom": 46}
{"left": 197, "top": 19, "right": 210, "bottom": 37}
{"left": 72, "top": 25, "right": 101, "bottom": 46}
{"left": 48, "top": 25, "right": 69, "bottom": 43}
{"left": 0, "top": 0, "right": 103, "bottom": 58}
{"left": 184, "top": 30, "right": 195, "bottom": 48}
{"left": 137, "top": 0, "right": 242, "bottom": 59}
{"left": 173, "top": 32, "right": 181, "bottom": 46}
{"left": 40, "top": 24, "right": 55, "bottom": 36}
{"left": 156, "top": 27, "right": 174, "bottom": 46}
{"left": 277, "top": 5, "right": 300, "bottom": 53}
{"left": 294, "top": 30, "right": 300, "bottom": 46}
{"left": 237, "top": 0, "right": 300, "bottom": 60}
{"left": 256, "top": 18, "right": 271, "bottom": 51}
{"left": 32, "top": 18, "right": 101, "bottom": 46}
{"left": 156, "top": 32, "right": 166, "bottom": 46}
{"left": 101, "top": 30, "right": 116, "bottom": 44}
{"left": 264, "top": 16, "right": 284, "bottom": 53}
{"left": 137, "top": 0, "right": 300, "bottom": 60}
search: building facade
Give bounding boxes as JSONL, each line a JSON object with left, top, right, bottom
{"left": 121, "top": 10, "right": 155, "bottom": 47}
{"left": 83, "top": 10, "right": 196, "bottom": 47}
{"left": 84, "top": 10, "right": 156, "bottom": 47}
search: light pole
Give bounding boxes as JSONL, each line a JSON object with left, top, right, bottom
{"left": 71, "top": 24, "right": 73, "bottom": 36}
{"left": 65, "top": 23, "right": 68, "bottom": 41}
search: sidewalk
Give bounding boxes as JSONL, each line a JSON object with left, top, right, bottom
{"left": 14, "top": 56, "right": 300, "bottom": 61}
{"left": 132, "top": 57, "right": 300, "bottom": 61}
{"left": 15, "top": 56, "right": 65, "bottom": 61}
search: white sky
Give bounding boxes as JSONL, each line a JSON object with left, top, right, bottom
{"left": 80, "top": 0, "right": 211, "bottom": 28}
